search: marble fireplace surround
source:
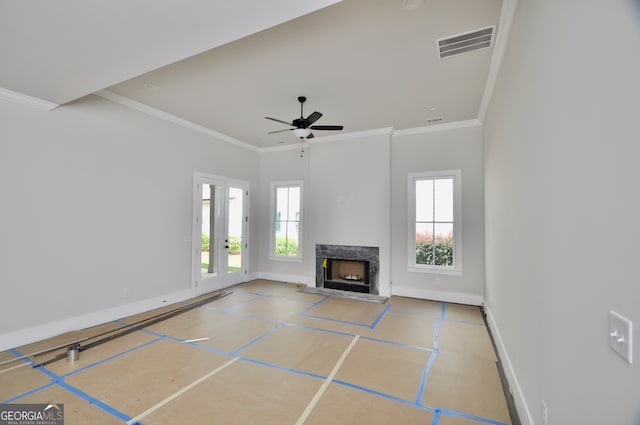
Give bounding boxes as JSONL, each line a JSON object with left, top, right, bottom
{"left": 315, "top": 244, "right": 380, "bottom": 295}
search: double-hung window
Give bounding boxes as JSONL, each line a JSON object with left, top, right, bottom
{"left": 409, "top": 170, "right": 461, "bottom": 273}
{"left": 271, "top": 181, "right": 302, "bottom": 261}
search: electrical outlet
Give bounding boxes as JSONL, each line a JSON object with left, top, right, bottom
{"left": 542, "top": 400, "right": 548, "bottom": 425}
{"left": 609, "top": 310, "right": 633, "bottom": 364}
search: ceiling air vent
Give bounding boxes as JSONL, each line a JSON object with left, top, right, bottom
{"left": 437, "top": 25, "right": 496, "bottom": 59}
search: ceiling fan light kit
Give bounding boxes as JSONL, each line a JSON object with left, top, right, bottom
{"left": 293, "top": 128, "right": 311, "bottom": 139}
{"left": 265, "top": 96, "right": 344, "bottom": 140}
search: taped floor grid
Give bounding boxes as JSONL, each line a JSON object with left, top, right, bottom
{"left": 1, "top": 279, "right": 513, "bottom": 425}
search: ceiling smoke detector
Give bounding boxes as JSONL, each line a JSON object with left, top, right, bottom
{"left": 437, "top": 25, "right": 497, "bottom": 59}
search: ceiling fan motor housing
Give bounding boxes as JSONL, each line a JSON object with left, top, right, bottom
{"left": 292, "top": 118, "right": 307, "bottom": 128}
{"left": 265, "top": 96, "right": 343, "bottom": 140}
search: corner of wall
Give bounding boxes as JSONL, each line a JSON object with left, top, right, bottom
{"left": 483, "top": 303, "right": 534, "bottom": 425}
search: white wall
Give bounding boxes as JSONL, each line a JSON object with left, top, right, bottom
{"left": 309, "top": 133, "right": 392, "bottom": 295}
{"left": 257, "top": 146, "right": 310, "bottom": 283}
{"left": 391, "top": 124, "right": 485, "bottom": 305}
{"left": 258, "top": 132, "right": 392, "bottom": 295}
{"left": 483, "top": 1, "right": 640, "bottom": 424}
{"left": 0, "top": 95, "right": 259, "bottom": 350}
{"left": 258, "top": 127, "right": 485, "bottom": 301}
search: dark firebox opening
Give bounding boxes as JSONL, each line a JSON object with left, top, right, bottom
{"left": 324, "top": 259, "right": 370, "bottom": 293}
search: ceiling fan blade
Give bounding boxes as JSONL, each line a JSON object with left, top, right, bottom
{"left": 265, "top": 116, "right": 294, "bottom": 126}
{"left": 309, "top": 125, "right": 344, "bottom": 131}
{"left": 306, "top": 133, "right": 315, "bottom": 139}
{"left": 306, "top": 111, "right": 323, "bottom": 125}
{"left": 268, "top": 128, "right": 294, "bottom": 134}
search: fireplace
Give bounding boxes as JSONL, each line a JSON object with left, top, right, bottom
{"left": 316, "top": 245, "right": 379, "bottom": 295}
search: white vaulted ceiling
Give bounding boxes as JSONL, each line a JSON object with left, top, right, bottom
{"left": 0, "top": 0, "right": 505, "bottom": 149}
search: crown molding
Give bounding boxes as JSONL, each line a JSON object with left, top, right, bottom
{"left": 259, "top": 127, "right": 394, "bottom": 153}
{"left": 260, "top": 121, "right": 487, "bottom": 153}
{"left": 312, "top": 126, "right": 395, "bottom": 144}
{"left": 0, "top": 87, "right": 59, "bottom": 111}
{"left": 392, "top": 119, "right": 482, "bottom": 138}
{"left": 259, "top": 141, "right": 309, "bottom": 154}
{"left": 95, "top": 90, "right": 260, "bottom": 152}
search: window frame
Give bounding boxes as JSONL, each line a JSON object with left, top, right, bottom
{"left": 270, "top": 180, "right": 303, "bottom": 262}
{"left": 408, "top": 170, "right": 462, "bottom": 275}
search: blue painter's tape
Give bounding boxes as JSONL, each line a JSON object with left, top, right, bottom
{"left": 114, "top": 320, "right": 169, "bottom": 340}
{"left": 431, "top": 409, "right": 441, "bottom": 425}
{"left": 298, "top": 295, "right": 331, "bottom": 315}
{"left": 416, "top": 351, "right": 438, "bottom": 404}
{"left": 440, "top": 302, "right": 446, "bottom": 319}
{"left": 285, "top": 321, "right": 435, "bottom": 352}
{"left": 239, "top": 357, "right": 327, "bottom": 381}
{"left": 184, "top": 342, "right": 230, "bottom": 356}
{"left": 284, "top": 322, "right": 356, "bottom": 338}
{"left": 226, "top": 311, "right": 283, "bottom": 324}
{"left": 359, "top": 335, "right": 434, "bottom": 352}
{"left": 9, "top": 349, "right": 58, "bottom": 381}
{"left": 437, "top": 408, "right": 510, "bottom": 425}
{"left": 56, "top": 380, "right": 132, "bottom": 422}
{"left": 115, "top": 320, "right": 218, "bottom": 351}
{"left": 230, "top": 323, "right": 283, "bottom": 356}
{"left": 9, "top": 349, "right": 132, "bottom": 423}
{"left": 202, "top": 292, "right": 316, "bottom": 308}
{"left": 197, "top": 307, "right": 283, "bottom": 325}
{"left": 369, "top": 303, "right": 392, "bottom": 329}
{"left": 332, "top": 379, "right": 434, "bottom": 411}
{"left": 61, "top": 337, "right": 164, "bottom": 378}
{"left": 301, "top": 298, "right": 392, "bottom": 329}
{"left": 3, "top": 382, "right": 56, "bottom": 403}
{"left": 302, "top": 313, "right": 372, "bottom": 328}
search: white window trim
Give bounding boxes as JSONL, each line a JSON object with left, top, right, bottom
{"left": 269, "top": 180, "right": 303, "bottom": 262}
{"left": 407, "top": 170, "right": 462, "bottom": 275}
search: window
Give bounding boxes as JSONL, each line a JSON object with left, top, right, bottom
{"left": 409, "top": 170, "right": 461, "bottom": 273}
{"left": 271, "top": 181, "right": 302, "bottom": 260}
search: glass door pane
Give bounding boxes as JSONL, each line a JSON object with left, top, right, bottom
{"left": 201, "top": 184, "right": 218, "bottom": 277}
{"left": 227, "top": 187, "right": 244, "bottom": 274}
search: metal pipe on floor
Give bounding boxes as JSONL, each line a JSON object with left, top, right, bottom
{"left": 31, "top": 290, "right": 231, "bottom": 369}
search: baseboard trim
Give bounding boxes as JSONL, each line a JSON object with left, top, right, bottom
{"left": 391, "top": 286, "right": 483, "bottom": 306}
{"left": 483, "top": 304, "right": 534, "bottom": 425}
{"left": 0, "top": 288, "right": 197, "bottom": 353}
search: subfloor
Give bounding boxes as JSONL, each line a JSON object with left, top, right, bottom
{"left": 0, "top": 279, "right": 512, "bottom": 425}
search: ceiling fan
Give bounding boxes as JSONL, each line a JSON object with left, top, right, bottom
{"left": 265, "top": 96, "right": 344, "bottom": 139}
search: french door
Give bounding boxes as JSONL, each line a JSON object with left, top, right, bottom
{"left": 192, "top": 172, "right": 248, "bottom": 294}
